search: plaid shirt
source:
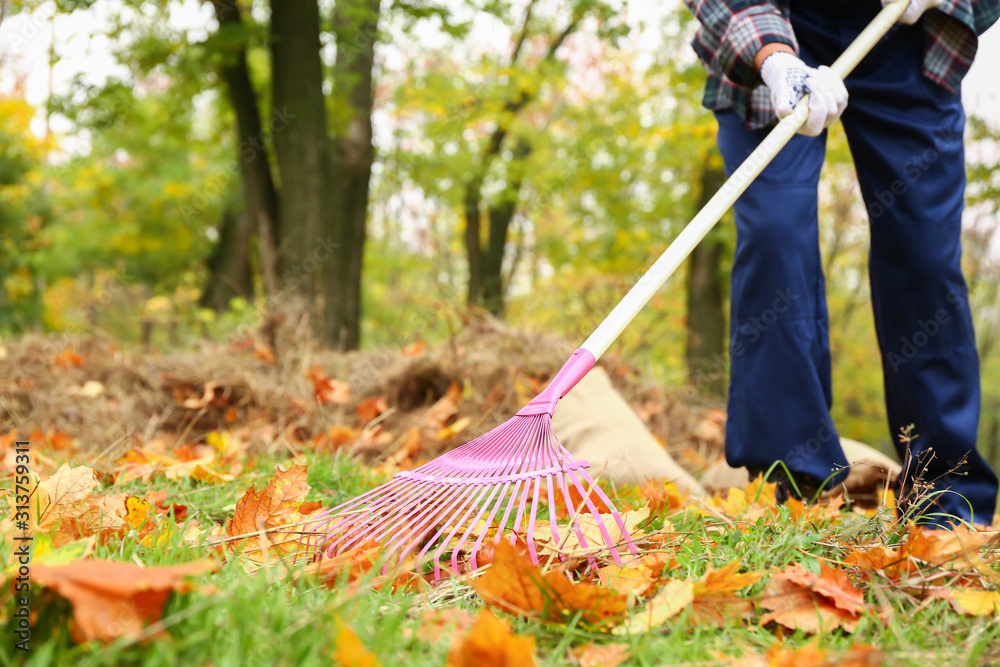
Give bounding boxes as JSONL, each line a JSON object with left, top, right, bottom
{"left": 684, "top": 0, "right": 1000, "bottom": 129}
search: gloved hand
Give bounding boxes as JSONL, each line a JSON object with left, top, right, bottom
{"left": 882, "top": 0, "right": 943, "bottom": 25}
{"left": 760, "top": 52, "right": 848, "bottom": 137}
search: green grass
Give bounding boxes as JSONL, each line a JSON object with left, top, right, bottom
{"left": 4, "top": 452, "right": 1000, "bottom": 667}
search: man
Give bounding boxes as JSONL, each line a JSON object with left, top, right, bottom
{"left": 683, "top": 0, "right": 1000, "bottom": 526}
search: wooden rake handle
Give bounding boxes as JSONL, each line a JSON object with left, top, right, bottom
{"left": 578, "top": 0, "right": 910, "bottom": 360}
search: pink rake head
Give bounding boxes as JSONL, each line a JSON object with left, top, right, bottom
{"left": 301, "top": 349, "right": 640, "bottom": 580}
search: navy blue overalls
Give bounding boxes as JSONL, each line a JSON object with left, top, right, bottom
{"left": 716, "top": 0, "right": 998, "bottom": 525}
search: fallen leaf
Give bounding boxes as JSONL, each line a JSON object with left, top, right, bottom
{"left": 599, "top": 551, "right": 671, "bottom": 597}
{"left": 401, "top": 340, "right": 425, "bottom": 356}
{"left": 32, "top": 559, "right": 219, "bottom": 642}
{"left": 613, "top": 579, "right": 694, "bottom": 635}
{"left": 334, "top": 619, "right": 380, "bottom": 667}
{"left": 253, "top": 343, "right": 275, "bottom": 363}
{"left": 781, "top": 562, "right": 864, "bottom": 615}
{"left": 124, "top": 496, "right": 153, "bottom": 531}
{"left": 310, "top": 366, "right": 351, "bottom": 405}
{"left": 932, "top": 588, "right": 1000, "bottom": 616}
{"left": 413, "top": 608, "right": 477, "bottom": 642}
{"left": 765, "top": 641, "right": 827, "bottom": 667}
{"left": 641, "top": 480, "right": 687, "bottom": 517}
{"left": 436, "top": 416, "right": 471, "bottom": 441}
{"left": 572, "top": 643, "right": 629, "bottom": 667}
{"left": 904, "top": 524, "right": 995, "bottom": 571}
{"left": 447, "top": 609, "right": 536, "bottom": 667}
{"left": 265, "top": 465, "right": 311, "bottom": 527}
{"left": 53, "top": 348, "right": 83, "bottom": 368}
{"left": 757, "top": 574, "right": 860, "bottom": 634}
{"left": 182, "top": 381, "right": 228, "bottom": 410}
{"left": 36, "top": 464, "right": 100, "bottom": 531}
{"left": 690, "top": 561, "right": 764, "bottom": 626}
{"left": 472, "top": 539, "right": 627, "bottom": 628}
{"left": 357, "top": 396, "right": 389, "bottom": 424}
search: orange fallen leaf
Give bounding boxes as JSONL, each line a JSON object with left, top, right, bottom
{"left": 299, "top": 500, "right": 324, "bottom": 515}
{"left": 572, "top": 643, "right": 629, "bottom": 667}
{"left": 53, "top": 348, "right": 83, "bottom": 368}
{"left": 690, "top": 561, "right": 763, "bottom": 626}
{"left": 333, "top": 619, "right": 380, "bottom": 667}
{"left": 599, "top": 551, "right": 670, "bottom": 597}
{"left": 32, "top": 559, "right": 219, "bottom": 642}
{"left": 253, "top": 343, "right": 276, "bottom": 363}
{"left": 757, "top": 563, "right": 862, "bottom": 634}
{"left": 447, "top": 609, "right": 536, "bottom": 667}
{"left": 401, "top": 340, "right": 425, "bottom": 356}
{"left": 641, "top": 480, "right": 687, "bottom": 517}
{"left": 781, "top": 562, "right": 864, "bottom": 615}
{"left": 765, "top": 641, "right": 827, "bottom": 667}
{"left": 309, "top": 366, "right": 351, "bottom": 405}
{"left": 471, "top": 539, "right": 627, "bottom": 628}
{"left": 357, "top": 396, "right": 389, "bottom": 424}
{"left": 265, "top": 464, "right": 311, "bottom": 526}
{"left": 904, "top": 523, "right": 995, "bottom": 571}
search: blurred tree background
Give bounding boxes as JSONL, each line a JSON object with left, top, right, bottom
{"left": 1, "top": 0, "right": 998, "bottom": 465}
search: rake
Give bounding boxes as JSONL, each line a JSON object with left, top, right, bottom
{"left": 302, "top": 2, "right": 909, "bottom": 580}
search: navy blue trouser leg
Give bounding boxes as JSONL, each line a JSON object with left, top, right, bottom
{"left": 832, "top": 25, "right": 999, "bottom": 526}
{"left": 717, "top": 0, "right": 998, "bottom": 525}
{"left": 715, "top": 110, "right": 851, "bottom": 486}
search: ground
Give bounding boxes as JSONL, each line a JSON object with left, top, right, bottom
{"left": 1, "top": 329, "right": 999, "bottom": 666}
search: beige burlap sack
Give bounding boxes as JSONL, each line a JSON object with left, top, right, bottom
{"left": 552, "top": 366, "right": 707, "bottom": 497}
{"left": 700, "top": 437, "right": 901, "bottom": 499}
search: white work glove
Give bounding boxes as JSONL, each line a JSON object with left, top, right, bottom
{"left": 883, "top": 0, "right": 943, "bottom": 25}
{"left": 760, "top": 52, "right": 848, "bottom": 137}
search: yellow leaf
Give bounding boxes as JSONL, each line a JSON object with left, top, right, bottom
{"left": 124, "top": 496, "right": 152, "bottom": 531}
{"left": 935, "top": 589, "right": 1000, "bottom": 616}
{"left": 613, "top": 579, "right": 694, "bottom": 635}
{"left": 436, "top": 416, "right": 471, "bottom": 440}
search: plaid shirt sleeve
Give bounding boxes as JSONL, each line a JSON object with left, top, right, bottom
{"left": 686, "top": 0, "right": 1000, "bottom": 130}
{"left": 683, "top": 1, "right": 797, "bottom": 88}
{"left": 924, "top": 0, "right": 1000, "bottom": 92}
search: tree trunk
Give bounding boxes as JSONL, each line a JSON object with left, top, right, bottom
{"left": 328, "top": 0, "right": 380, "bottom": 351}
{"left": 270, "top": 0, "right": 335, "bottom": 340}
{"left": 200, "top": 209, "right": 254, "bottom": 312}
{"left": 464, "top": 186, "right": 484, "bottom": 308}
{"left": 460, "top": 5, "right": 578, "bottom": 315}
{"left": 481, "top": 139, "right": 531, "bottom": 316}
{"left": 685, "top": 152, "right": 728, "bottom": 396}
{"left": 211, "top": 0, "right": 280, "bottom": 296}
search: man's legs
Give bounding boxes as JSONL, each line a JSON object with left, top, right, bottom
{"left": 715, "top": 110, "right": 850, "bottom": 488}
{"left": 838, "top": 21, "right": 998, "bottom": 526}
